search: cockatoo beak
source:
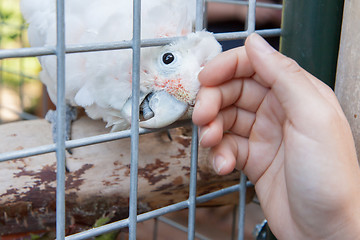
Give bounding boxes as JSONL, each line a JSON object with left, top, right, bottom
{"left": 121, "top": 90, "right": 188, "bottom": 128}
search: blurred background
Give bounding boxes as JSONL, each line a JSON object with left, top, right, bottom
{"left": 0, "top": 0, "right": 43, "bottom": 124}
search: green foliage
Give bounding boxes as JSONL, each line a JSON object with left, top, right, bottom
{"left": 93, "top": 212, "right": 120, "bottom": 240}
{"left": 0, "top": 0, "right": 42, "bottom": 117}
{"left": 30, "top": 231, "right": 56, "bottom": 240}
{"left": 0, "top": 0, "right": 41, "bottom": 86}
{"left": 0, "top": 0, "right": 26, "bottom": 47}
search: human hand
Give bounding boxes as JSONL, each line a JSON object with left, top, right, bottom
{"left": 192, "top": 33, "right": 360, "bottom": 239}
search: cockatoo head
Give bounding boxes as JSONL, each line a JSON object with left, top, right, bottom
{"left": 121, "top": 31, "right": 222, "bottom": 128}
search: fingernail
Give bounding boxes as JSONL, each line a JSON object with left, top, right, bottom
{"left": 213, "top": 155, "right": 226, "bottom": 174}
{"left": 199, "top": 126, "right": 209, "bottom": 145}
{"left": 249, "top": 33, "right": 276, "bottom": 54}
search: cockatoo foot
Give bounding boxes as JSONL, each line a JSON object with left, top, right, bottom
{"left": 45, "top": 105, "right": 78, "bottom": 171}
{"left": 140, "top": 93, "right": 155, "bottom": 120}
{"left": 121, "top": 90, "right": 188, "bottom": 129}
{"left": 45, "top": 105, "right": 78, "bottom": 144}
{"left": 139, "top": 91, "right": 188, "bottom": 128}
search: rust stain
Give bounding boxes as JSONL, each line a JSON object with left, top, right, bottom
{"left": 66, "top": 163, "right": 94, "bottom": 190}
{"left": 355, "top": 114, "right": 358, "bottom": 118}
{"left": 172, "top": 176, "right": 183, "bottom": 185}
{"left": 162, "top": 192, "right": 173, "bottom": 195}
{"left": 66, "top": 195, "right": 131, "bottom": 226}
{"left": 182, "top": 166, "right": 190, "bottom": 172}
{"left": 109, "top": 173, "right": 120, "bottom": 178}
{"left": 178, "top": 126, "right": 192, "bottom": 136}
{"left": 113, "top": 163, "right": 130, "bottom": 172}
{"left": 0, "top": 188, "right": 19, "bottom": 199}
{"left": 138, "top": 159, "right": 170, "bottom": 185}
{"left": 153, "top": 183, "right": 173, "bottom": 192}
{"left": 9, "top": 163, "right": 58, "bottom": 211}
{"left": 14, "top": 163, "right": 57, "bottom": 184}
{"left": 146, "top": 159, "right": 169, "bottom": 171}
{"left": 38, "top": 165, "right": 57, "bottom": 183}
{"left": 123, "top": 164, "right": 131, "bottom": 177}
{"left": 0, "top": 161, "right": 147, "bottom": 233}
{"left": 152, "top": 181, "right": 186, "bottom": 192}
{"left": 0, "top": 163, "right": 95, "bottom": 227}
{"left": 170, "top": 148, "right": 186, "bottom": 159}
{"left": 197, "top": 169, "right": 214, "bottom": 181}
{"left": 102, "top": 180, "right": 118, "bottom": 186}
{"left": 0, "top": 201, "right": 31, "bottom": 219}
{"left": 175, "top": 136, "right": 191, "bottom": 148}
{"left": 0, "top": 185, "right": 57, "bottom": 226}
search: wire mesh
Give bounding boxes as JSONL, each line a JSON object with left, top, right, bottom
{"left": 0, "top": 0, "right": 282, "bottom": 239}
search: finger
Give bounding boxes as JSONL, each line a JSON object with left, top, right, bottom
{"left": 208, "top": 133, "right": 249, "bottom": 175}
{"left": 199, "top": 106, "right": 255, "bottom": 147}
{"left": 304, "top": 72, "right": 345, "bottom": 115}
{"left": 236, "top": 78, "right": 269, "bottom": 112}
{"left": 193, "top": 78, "right": 268, "bottom": 126}
{"left": 229, "top": 107, "right": 256, "bottom": 137}
{"left": 198, "top": 46, "right": 254, "bottom": 87}
{"left": 193, "top": 80, "right": 242, "bottom": 127}
{"left": 245, "top": 33, "right": 335, "bottom": 126}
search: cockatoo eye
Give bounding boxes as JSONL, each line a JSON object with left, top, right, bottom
{"left": 162, "top": 52, "right": 175, "bottom": 64}
{"left": 158, "top": 51, "right": 181, "bottom": 75}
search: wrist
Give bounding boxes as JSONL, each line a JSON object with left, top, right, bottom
{"left": 317, "top": 191, "right": 360, "bottom": 240}
{"left": 329, "top": 205, "right": 360, "bottom": 240}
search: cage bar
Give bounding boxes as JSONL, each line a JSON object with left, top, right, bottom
{"left": 55, "top": 0, "right": 66, "bottom": 239}
{"left": 187, "top": 124, "right": 199, "bottom": 240}
{"left": 128, "top": 0, "right": 142, "bottom": 239}
{"left": 186, "top": 0, "right": 206, "bottom": 238}
{"left": 157, "top": 216, "right": 210, "bottom": 240}
{"left": 0, "top": 120, "right": 190, "bottom": 162}
{"left": 0, "top": 29, "right": 282, "bottom": 59}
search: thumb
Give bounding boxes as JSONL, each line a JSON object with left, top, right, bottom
{"left": 244, "top": 33, "right": 327, "bottom": 120}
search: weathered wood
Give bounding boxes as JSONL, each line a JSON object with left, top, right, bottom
{"left": 335, "top": 0, "right": 360, "bottom": 158}
{"left": 0, "top": 117, "right": 253, "bottom": 235}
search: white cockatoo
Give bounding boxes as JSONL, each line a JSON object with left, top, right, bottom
{"left": 20, "top": 0, "right": 222, "bottom": 132}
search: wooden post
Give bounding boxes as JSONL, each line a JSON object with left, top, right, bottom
{"left": 280, "top": 0, "right": 344, "bottom": 88}
{"left": 335, "top": 0, "right": 360, "bottom": 159}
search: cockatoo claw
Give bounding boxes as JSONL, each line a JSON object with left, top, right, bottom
{"left": 140, "top": 93, "right": 155, "bottom": 120}
{"left": 139, "top": 91, "right": 188, "bottom": 128}
{"left": 121, "top": 90, "right": 188, "bottom": 129}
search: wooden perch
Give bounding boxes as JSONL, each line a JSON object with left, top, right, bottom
{"left": 0, "top": 117, "right": 254, "bottom": 235}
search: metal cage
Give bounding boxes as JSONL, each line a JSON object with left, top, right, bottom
{"left": 0, "top": 0, "right": 283, "bottom": 239}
